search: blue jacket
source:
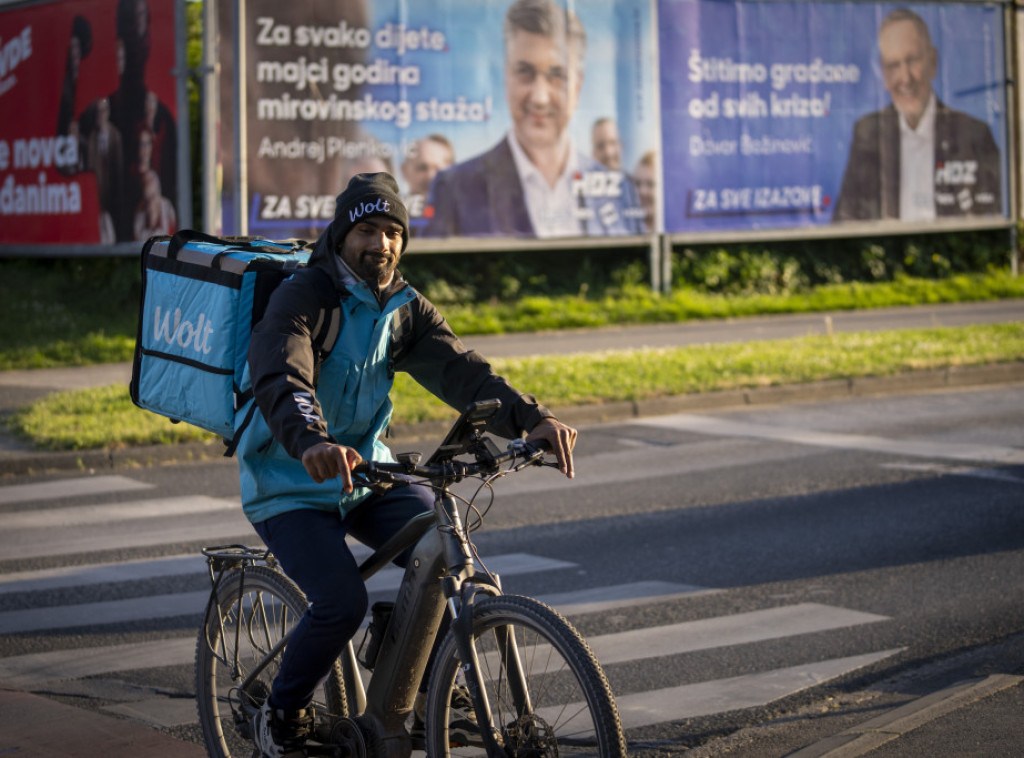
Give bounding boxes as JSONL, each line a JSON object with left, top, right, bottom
{"left": 237, "top": 276, "right": 416, "bottom": 523}
{"left": 237, "top": 246, "right": 552, "bottom": 524}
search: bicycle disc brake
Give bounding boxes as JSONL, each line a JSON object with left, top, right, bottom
{"left": 503, "top": 713, "right": 558, "bottom": 758}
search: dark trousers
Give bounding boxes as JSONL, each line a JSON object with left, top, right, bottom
{"left": 253, "top": 482, "right": 434, "bottom": 711}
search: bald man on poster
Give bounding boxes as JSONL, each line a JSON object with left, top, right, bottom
{"left": 832, "top": 8, "right": 1001, "bottom": 223}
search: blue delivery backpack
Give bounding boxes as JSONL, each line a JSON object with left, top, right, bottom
{"left": 129, "top": 230, "right": 339, "bottom": 455}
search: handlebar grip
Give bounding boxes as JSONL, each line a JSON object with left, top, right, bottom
{"left": 529, "top": 438, "right": 552, "bottom": 452}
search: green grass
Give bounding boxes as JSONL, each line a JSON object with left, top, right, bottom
{"left": 1, "top": 264, "right": 1022, "bottom": 370}
{"left": 8, "top": 323, "right": 1022, "bottom": 451}
{"left": 440, "top": 269, "right": 1024, "bottom": 334}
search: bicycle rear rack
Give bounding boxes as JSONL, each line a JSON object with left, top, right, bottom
{"left": 201, "top": 543, "right": 274, "bottom": 574}
{"left": 199, "top": 545, "right": 283, "bottom": 682}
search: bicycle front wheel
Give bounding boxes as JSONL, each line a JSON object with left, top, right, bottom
{"left": 194, "top": 565, "right": 347, "bottom": 758}
{"left": 425, "top": 594, "right": 626, "bottom": 758}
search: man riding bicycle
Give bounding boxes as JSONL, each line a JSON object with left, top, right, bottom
{"left": 236, "top": 171, "right": 577, "bottom": 757}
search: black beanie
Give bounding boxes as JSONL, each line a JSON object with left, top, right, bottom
{"left": 330, "top": 172, "right": 409, "bottom": 251}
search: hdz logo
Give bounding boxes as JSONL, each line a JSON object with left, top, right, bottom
{"left": 152, "top": 306, "right": 215, "bottom": 355}
{"left": 572, "top": 171, "right": 624, "bottom": 199}
{"left": 935, "top": 160, "right": 978, "bottom": 187}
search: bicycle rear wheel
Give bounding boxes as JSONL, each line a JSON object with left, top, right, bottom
{"left": 425, "top": 594, "right": 626, "bottom": 758}
{"left": 194, "top": 565, "right": 347, "bottom": 758}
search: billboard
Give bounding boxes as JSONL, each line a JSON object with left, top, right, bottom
{"left": 659, "top": 0, "right": 1008, "bottom": 233}
{"left": 217, "top": 0, "right": 657, "bottom": 241}
{"left": 0, "top": 0, "right": 179, "bottom": 247}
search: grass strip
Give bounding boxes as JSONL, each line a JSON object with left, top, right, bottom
{"left": 6, "top": 323, "right": 1022, "bottom": 451}
{"left": 2, "top": 270, "right": 1022, "bottom": 371}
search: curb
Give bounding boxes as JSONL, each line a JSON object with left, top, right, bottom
{"left": 2, "top": 362, "right": 1022, "bottom": 478}
{"left": 787, "top": 673, "right": 1024, "bottom": 758}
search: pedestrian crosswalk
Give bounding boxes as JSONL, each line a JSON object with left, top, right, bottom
{"left": 0, "top": 473, "right": 902, "bottom": 736}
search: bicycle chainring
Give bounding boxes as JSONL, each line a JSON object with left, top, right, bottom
{"left": 327, "top": 717, "right": 369, "bottom": 758}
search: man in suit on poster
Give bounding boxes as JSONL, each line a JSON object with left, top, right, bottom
{"left": 423, "top": 0, "right": 643, "bottom": 238}
{"left": 832, "top": 8, "right": 1001, "bottom": 223}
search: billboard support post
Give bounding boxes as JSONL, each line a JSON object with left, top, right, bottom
{"left": 174, "top": 0, "right": 192, "bottom": 230}
{"left": 233, "top": 0, "right": 247, "bottom": 236}
{"left": 202, "top": 0, "right": 221, "bottom": 234}
{"left": 648, "top": 236, "right": 661, "bottom": 292}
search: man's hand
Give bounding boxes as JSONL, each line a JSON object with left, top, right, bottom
{"left": 301, "top": 442, "right": 363, "bottom": 492}
{"left": 525, "top": 418, "right": 578, "bottom": 479}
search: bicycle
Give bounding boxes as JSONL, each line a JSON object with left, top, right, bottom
{"left": 194, "top": 398, "right": 627, "bottom": 758}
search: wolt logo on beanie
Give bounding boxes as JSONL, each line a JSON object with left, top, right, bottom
{"left": 330, "top": 172, "right": 410, "bottom": 250}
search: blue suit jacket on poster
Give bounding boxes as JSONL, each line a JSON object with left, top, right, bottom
{"left": 422, "top": 138, "right": 645, "bottom": 238}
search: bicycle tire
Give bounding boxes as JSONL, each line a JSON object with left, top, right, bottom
{"left": 425, "top": 594, "right": 626, "bottom": 758}
{"left": 194, "top": 565, "right": 347, "bottom": 758}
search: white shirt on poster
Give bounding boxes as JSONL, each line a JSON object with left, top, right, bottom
{"left": 507, "top": 133, "right": 582, "bottom": 237}
{"left": 898, "top": 93, "right": 937, "bottom": 222}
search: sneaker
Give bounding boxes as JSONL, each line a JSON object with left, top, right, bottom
{"left": 409, "top": 687, "right": 478, "bottom": 745}
{"left": 252, "top": 700, "right": 314, "bottom": 758}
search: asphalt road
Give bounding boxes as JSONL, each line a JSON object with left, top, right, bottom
{"left": 1, "top": 383, "right": 1021, "bottom": 756}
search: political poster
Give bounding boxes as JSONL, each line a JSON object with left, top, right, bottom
{"left": 217, "top": 0, "right": 657, "bottom": 241}
{"left": 658, "top": 0, "right": 1008, "bottom": 233}
{"left": 0, "top": 0, "right": 179, "bottom": 247}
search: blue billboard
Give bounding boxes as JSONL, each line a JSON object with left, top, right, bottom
{"left": 659, "top": 0, "right": 1008, "bottom": 232}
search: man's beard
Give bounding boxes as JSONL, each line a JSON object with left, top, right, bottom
{"left": 356, "top": 250, "right": 396, "bottom": 285}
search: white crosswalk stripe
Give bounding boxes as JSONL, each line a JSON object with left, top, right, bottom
{"left": 0, "top": 474, "right": 153, "bottom": 506}
{"left": 0, "top": 473, "right": 902, "bottom": 736}
{"left": 633, "top": 413, "right": 1024, "bottom": 465}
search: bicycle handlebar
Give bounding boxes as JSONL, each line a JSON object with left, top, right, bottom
{"left": 352, "top": 436, "right": 551, "bottom": 486}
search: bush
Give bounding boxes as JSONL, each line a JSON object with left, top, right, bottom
{"left": 672, "top": 228, "right": 1013, "bottom": 296}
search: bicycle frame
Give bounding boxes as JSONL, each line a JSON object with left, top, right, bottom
{"left": 205, "top": 464, "right": 527, "bottom": 757}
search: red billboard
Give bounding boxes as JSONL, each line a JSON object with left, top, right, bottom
{"left": 0, "top": 0, "right": 179, "bottom": 247}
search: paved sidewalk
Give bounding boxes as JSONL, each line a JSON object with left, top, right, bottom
{"left": 0, "top": 687, "right": 205, "bottom": 757}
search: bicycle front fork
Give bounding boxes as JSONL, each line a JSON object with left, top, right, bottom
{"left": 449, "top": 582, "right": 534, "bottom": 758}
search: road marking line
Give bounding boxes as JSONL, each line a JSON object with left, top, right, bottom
{"left": 0, "top": 475, "right": 152, "bottom": 506}
{"left": 0, "top": 638, "right": 196, "bottom": 688}
{"left": 481, "top": 438, "right": 821, "bottom": 495}
{"left": 0, "top": 512, "right": 256, "bottom": 561}
{"left": 634, "top": 414, "right": 1024, "bottom": 465}
{"left": 0, "top": 591, "right": 211, "bottom": 635}
{"left": 0, "top": 553, "right": 579, "bottom": 634}
{"left": 0, "top": 495, "right": 238, "bottom": 529}
{"left": 0, "top": 554, "right": 208, "bottom": 594}
{"left": 536, "top": 581, "right": 713, "bottom": 616}
{"left": 2, "top": 581, "right": 737, "bottom": 684}
{"left": 476, "top": 603, "right": 889, "bottom": 672}
{"left": 881, "top": 462, "right": 1024, "bottom": 484}
{"left": 613, "top": 649, "right": 905, "bottom": 728}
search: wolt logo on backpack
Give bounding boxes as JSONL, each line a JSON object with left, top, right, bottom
{"left": 152, "top": 305, "right": 215, "bottom": 355}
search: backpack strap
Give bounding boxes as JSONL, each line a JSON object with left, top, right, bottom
{"left": 307, "top": 266, "right": 344, "bottom": 385}
{"left": 388, "top": 299, "right": 415, "bottom": 378}
{"left": 223, "top": 266, "right": 341, "bottom": 458}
